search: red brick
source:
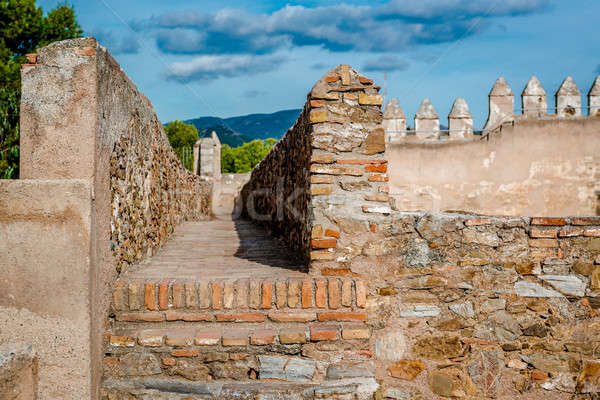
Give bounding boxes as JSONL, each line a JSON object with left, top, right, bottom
{"left": 194, "top": 330, "right": 221, "bottom": 346}
{"left": 127, "top": 281, "right": 143, "bottom": 310}
{"left": 378, "top": 185, "right": 390, "bottom": 193}
{"left": 288, "top": 280, "right": 300, "bottom": 308}
{"left": 529, "top": 228, "right": 558, "bottom": 238}
{"left": 162, "top": 357, "right": 175, "bottom": 366}
{"left": 571, "top": 217, "right": 600, "bottom": 226}
{"left": 109, "top": 335, "right": 135, "bottom": 347}
{"left": 336, "top": 159, "right": 387, "bottom": 165}
{"left": 216, "top": 313, "right": 265, "bottom": 322}
{"left": 324, "top": 229, "right": 340, "bottom": 238}
{"left": 328, "top": 279, "right": 340, "bottom": 309}
{"left": 301, "top": 279, "right": 313, "bottom": 308}
{"left": 365, "top": 164, "right": 387, "bottom": 173}
{"left": 315, "top": 278, "right": 327, "bottom": 308}
{"left": 212, "top": 281, "right": 223, "bottom": 310}
{"left": 310, "top": 325, "right": 338, "bottom": 341}
{"left": 530, "top": 217, "right": 566, "bottom": 226}
{"left": 166, "top": 311, "right": 213, "bottom": 322}
{"left": 158, "top": 281, "right": 170, "bottom": 310}
{"left": 342, "top": 327, "right": 371, "bottom": 339}
{"left": 464, "top": 218, "right": 492, "bottom": 226}
{"left": 144, "top": 282, "right": 157, "bottom": 310}
{"left": 117, "top": 312, "right": 164, "bottom": 322}
{"left": 138, "top": 329, "right": 166, "bottom": 346}
{"left": 171, "top": 348, "right": 199, "bottom": 357}
{"left": 261, "top": 281, "right": 273, "bottom": 309}
{"left": 185, "top": 282, "right": 198, "bottom": 308}
{"left": 279, "top": 330, "right": 307, "bottom": 344}
{"left": 370, "top": 223, "right": 376, "bottom": 233}
{"left": 312, "top": 238, "right": 337, "bottom": 249}
{"left": 531, "top": 370, "right": 548, "bottom": 382}
{"left": 198, "top": 281, "right": 210, "bottom": 309}
{"left": 355, "top": 281, "right": 366, "bottom": 308}
{"left": 341, "top": 279, "right": 352, "bottom": 307}
{"left": 530, "top": 248, "right": 558, "bottom": 260}
{"left": 222, "top": 330, "right": 249, "bottom": 346}
{"left": 584, "top": 229, "right": 600, "bottom": 237}
{"left": 318, "top": 312, "right": 367, "bottom": 322}
{"left": 310, "top": 99, "right": 325, "bottom": 107}
{"left": 558, "top": 228, "right": 583, "bottom": 237}
{"left": 368, "top": 174, "right": 389, "bottom": 182}
{"left": 321, "top": 268, "right": 359, "bottom": 277}
{"left": 275, "top": 281, "right": 287, "bottom": 308}
{"left": 172, "top": 282, "right": 185, "bottom": 308}
{"left": 25, "top": 53, "right": 38, "bottom": 64}
{"left": 529, "top": 239, "right": 558, "bottom": 248}
{"left": 250, "top": 329, "right": 277, "bottom": 345}
{"left": 310, "top": 175, "right": 334, "bottom": 184}
{"left": 358, "top": 75, "right": 374, "bottom": 84}
{"left": 166, "top": 330, "right": 196, "bottom": 346}
{"left": 268, "top": 312, "right": 316, "bottom": 322}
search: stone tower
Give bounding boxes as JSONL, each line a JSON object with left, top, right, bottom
{"left": 414, "top": 98, "right": 439, "bottom": 139}
{"left": 556, "top": 76, "right": 581, "bottom": 117}
{"left": 382, "top": 98, "right": 406, "bottom": 143}
{"left": 484, "top": 77, "right": 514, "bottom": 130}
{"left": 521, "top": 76, "right": 547, "bottom": 116}
{"left": 448, "top": 97, "right": 473, "bottom": 139}
{"left": 588, "top": 76, "right": 600, "bottom": 117}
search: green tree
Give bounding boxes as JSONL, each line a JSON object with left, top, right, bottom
{"left": 220, "top": 138, "right": 276, "bottom": 173}
{"left": 0, "top": 0, "right": 83, "bottom": 178}
{"left": 164, "top": 120, "right": 198, "bottom": 171}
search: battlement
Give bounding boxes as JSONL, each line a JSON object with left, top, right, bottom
{"left": 384, "top": 74, "right": 600, "bottom": 143}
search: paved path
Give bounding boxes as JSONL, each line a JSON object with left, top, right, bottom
{"left": 121, "top": 214, "right": 307, "bottom": 280}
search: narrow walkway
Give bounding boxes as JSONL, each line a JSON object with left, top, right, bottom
{"left": 121, "top": 214, "right": 307, "bottom": 281}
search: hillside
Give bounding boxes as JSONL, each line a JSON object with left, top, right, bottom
{"left": 185, "top": 109, "right": 301, "bottom": 147}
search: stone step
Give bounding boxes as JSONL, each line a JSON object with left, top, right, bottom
{"left": 102, "top": 376, "right": 378, "bottom": 399}
{"left": 112, "top": 277, "right": 367, "bottom": 314}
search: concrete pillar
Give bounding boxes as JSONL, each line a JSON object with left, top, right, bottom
{"left": 521, "top": 76, "right": 547, "bottom": 116}
{"left": 556, "top": 76, "right": 581, "bottom": 117}
{"left": 483, "top": 77, "right": 514, "bottom": 130}
{"left": 448, "top": 97, "right": 473, "bottom": 139}
{"left": 382, "top": 98, "right": 406, "bottom": 143}
{"left": 414, "top": 98, "right": 439, "bottom": 139}
{"left": 588, "top": 76, "right": 600, "bottom": 117}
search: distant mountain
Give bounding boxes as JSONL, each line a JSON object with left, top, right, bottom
{"left": 185, "top": 109, "right": 302, "bottom": 147}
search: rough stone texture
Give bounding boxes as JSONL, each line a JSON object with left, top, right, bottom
{"left": 556, "top": 76, "right": 582, "bottom": 117}
{"left": 193, "top": 131, "right": 221, "bottom": 180}
{"left": 388, "top": 118, "right": 600, "bottom": 216}
{"left": 0, "top": 344, "right": 38, "bottom": 400}
{"left": 589, "top": 76, "right": 600, "bottom": 117}
{"left": 522, "top": 76, "right": 547, "bottom": 116}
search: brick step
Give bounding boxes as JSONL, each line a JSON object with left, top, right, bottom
{"left": 102, "top": 377, "right": 378, "bottom": 399}
{"left": 112, "top": 277, "right": 367, "bottom": 313}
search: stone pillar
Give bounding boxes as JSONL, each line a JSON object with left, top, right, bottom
{"left": 556, "top": 76, "right": 581, "bottom": 117}
{"left": 194, "top": 131, "right": 222, "bottom": 180}
{"left": 448, "top": 97, "right": 473, "bottom": 139}
{"left": 193, "top": 140, "right": 201, "bottom": 175}
{"left": 521, "top": 76, "right": 547, "bottom": 116}
{"left": 414, "top": 98, "right": 439, "bottom": 139}
{"left": 382, "top": 98, "right": 406, "bottom": 143}
{"left": 589, "top": 76, "right": 600, "bottom": 117}
{"left": 211, "top": 131, "right": 222, "bottom": 181}
{"left": 483, "top": 77, "right": 514, "bottom": 130}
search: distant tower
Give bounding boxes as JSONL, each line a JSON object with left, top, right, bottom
{"left": 556, "top": 76, "right": 581, "bottom": 117}
{"left": 414, "top": 98, "right": 439, "bottom": 139}
{"left": 521, "top": 76, "right": 547, "bottom": 117}
{"left": 383, "top": 98, "right": 406, "bottom": 143}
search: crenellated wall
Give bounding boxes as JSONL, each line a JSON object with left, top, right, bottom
{"left": 1, "top": 38, "right": 212, "bottom": 399}
{"left": 385, "top": 75, "right": 600, "bottom": 216}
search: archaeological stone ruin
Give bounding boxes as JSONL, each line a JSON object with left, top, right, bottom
{"left": 1, "top": 37, "right": 600, "bottom": 399}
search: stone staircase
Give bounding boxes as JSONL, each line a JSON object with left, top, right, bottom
{"left": 102, "top": 216, "right": 376, "bottom": 399}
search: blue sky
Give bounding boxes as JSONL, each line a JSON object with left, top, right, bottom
{"left": 38, "top": 0, "right": 600, "bottom": 128}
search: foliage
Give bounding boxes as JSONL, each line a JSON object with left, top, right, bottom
{"left": 221, "top": 138, "right": 276, "bottom": 173}
{"left": 0, "top": 0, "right": 83, "bottom": 179}
{"left": 164, "top": 120, "right": 198, "bottom": 172}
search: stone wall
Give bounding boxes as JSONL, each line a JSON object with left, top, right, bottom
{"left": 240, "top": 65, "right": 386, "bottom": 269}
{"left": 0, "top": 344, "right": 38, "bottom": 399}
{"left": 1, "top": 37, "right": 212, "bottom": 399}
{"left": 340, "top": 212, "right": 600, "bottom": 398}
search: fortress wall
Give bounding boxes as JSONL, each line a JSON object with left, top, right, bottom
{"left": 0, "top": 180, "right": 93, "bottom": 399}
{"left": 387, "top": 118, "right": 600, "bottom": 216}
{"left": 0, "top": 344, "right": 38, "bottom": 399}
{"left": 240, "top": 65, "right": 387, "bottom": 269}
{"left": 1, "top": 37, "right": 212, "bottom": 399}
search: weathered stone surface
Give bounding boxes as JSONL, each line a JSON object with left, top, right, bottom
{"left": 413, "top": 336, "right": 464, "bottom": 360}
{"left": 117, "top": 353, "right": 161, "bottom": 377}
{"left": 480, "top": 298, "right": 506, "bottom": 313}
{"left": 399, "top": 305, "right": 440, "bottom": 318}
{"left": 576, "top": 360, "right": 600, "bottom": 393}
{"left": 520, "top": 353, "right": 579, "bottom": 373}
{"left": 326, "top": 362, "right": 374, "bottom": 379}
{"left": 467, "top": 351, "right": 503, "bottom": 397}
{"left": 449, "top": 301, "right": 475, "bottom": 319}
{"left": 539, "top": 275, "right": 586, "bottom": 297}
{"left": 474, "top": 311, "right": 522, "bottom": 341}
{"left": 514, "top": 281, "right": 563, "bottom": 297}
{"left": 173, "top": 360, "right": 210, "bottom": 381}
{"left": 429, "top": 368, "right": 476, "bottom": 398}
{"left": 387, "top": 360, "right": 425, "bottom": 381}
{"left": 258, "top": 356, "right": 315, "bottom": 382}
{"left": 375, "top": 331, "right": 407, "bottom": 362}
